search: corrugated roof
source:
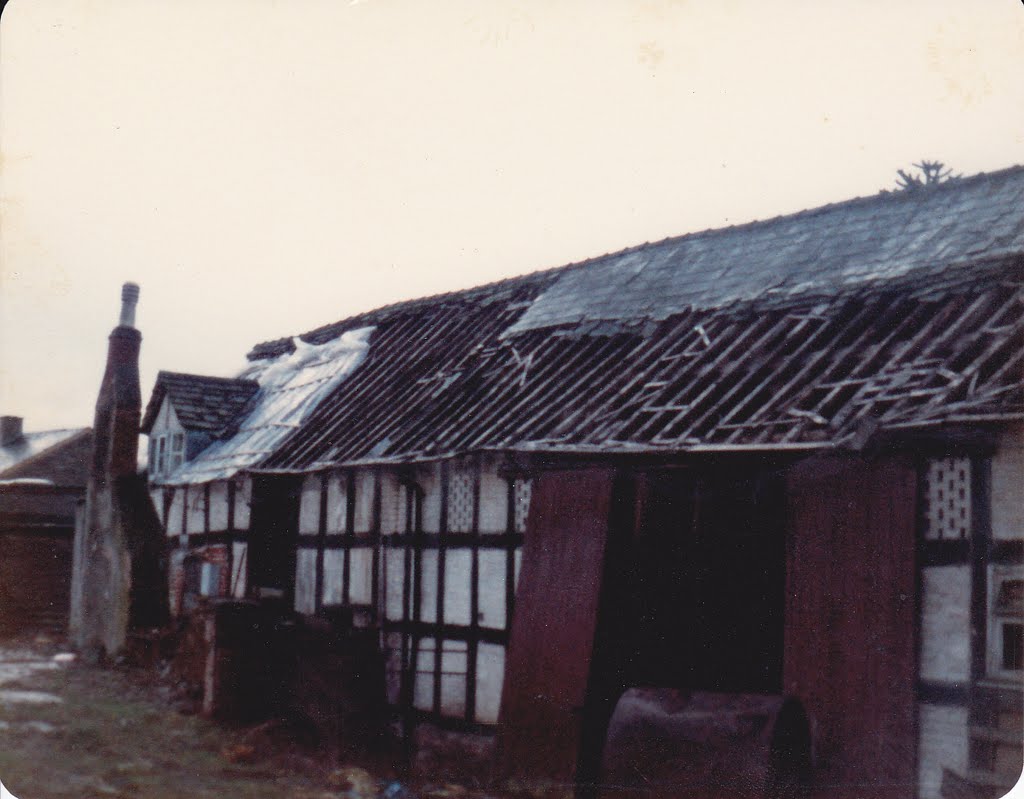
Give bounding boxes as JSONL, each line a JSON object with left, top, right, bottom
{"left": 141, "top": 372, "right": 260, "bottom": 435}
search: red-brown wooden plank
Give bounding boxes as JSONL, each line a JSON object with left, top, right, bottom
{"left": 494, "top": 468, "right": 616, "bottom": 784}
{"left": 784, "top": 455, "right": 917, "bottom": 798}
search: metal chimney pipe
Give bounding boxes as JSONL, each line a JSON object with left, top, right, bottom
{"left": 119, "top": 282, "right": 140, "bottom": 328}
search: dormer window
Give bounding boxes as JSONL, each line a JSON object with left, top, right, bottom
{"left": 156, "top": 436, "right": 166, "bottom": 474}
{"left": 140, "top": 370, "right": 261, "bottom": 484}
{"left": 170, "top": 433, "right": 184, "bottom": 471}
{"left": 149, "top": 433, "right": 178, "bottom": 479}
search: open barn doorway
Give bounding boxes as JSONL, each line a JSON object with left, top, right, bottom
{"left": 496, "top": 465, "right": 788, "bottom": 790}
{"left": 622, "top": 467, "right": 787, "bottom": 695}
{"left": 247, "top": 475, "right": 301, "bottom": 604}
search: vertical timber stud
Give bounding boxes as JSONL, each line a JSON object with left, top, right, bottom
{"left": 162, "top": 487, "right": 172, "bottom": 532}
{"left": 467, "top": 455, "right": 482, "bottom": 723}
{"left": 226, "top": 480, "right": 236, "bottom": 589}
{"left": 315, "top": 472, "right": 328, "bottom": 615}
{"left": 203, "top": 483, "right": 210, "bottom": 535}
{"left": 912, "top": 455, "right": 926, "bottom": 775}
{"left": 505, "top": 475, "right": 516, "bottom": 634}
{"left": 182, "top": 485, "right": 189, "bottom": 538}
{"left": 409, "top": 478, "right": 426, "bottom": 757}
{"left": 344, "top": 471, "right": 355, "bottom": 604}
{"left": 372, "top": 469, "right": 382, "bottom": 625}
{"left": 435, "top": 461, "right": 450, "bottom": 717}
{"left": 399, "top": 478, "right": 416, "bottom": 764}
{"left": 970, "top": 456, "right": 992, "bottom": 683}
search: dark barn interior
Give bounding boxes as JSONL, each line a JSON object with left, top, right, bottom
{"left": 622, "top": 467, "right": 786, "bottom": 695}
{"left": 247, "top": 475, "right": 301, "bottom": 602}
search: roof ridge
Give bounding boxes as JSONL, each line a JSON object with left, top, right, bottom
{"left": 248, "top": 163, "right": 1024, "bottom": 355}
{"left": 0, "top": 428, "right": 92, "bottom": 479}
{"left": 20, "top": 427, "right": 90, "bottom": 438}
{"left": 157, "top": 370, "right": 259, "bottom": 385}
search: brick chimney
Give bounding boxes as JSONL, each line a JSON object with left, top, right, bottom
{"left": 90, "top": 282, "right": 142, "bottom": 480}
{"left": 72, "top": 282, "right": 166, "bottom": 659}
{"left": 0, "top": 416, "right": 23, "bottom": 446}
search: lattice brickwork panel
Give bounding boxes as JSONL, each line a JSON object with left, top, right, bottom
{"left": 513, "top": 478, "right": 533, "bottom": 534}
{"left": 923, "top": 458, "right": 972, "bottom": 540}
{"left": 448, "top": 465, "right": 475, "bottom": 533}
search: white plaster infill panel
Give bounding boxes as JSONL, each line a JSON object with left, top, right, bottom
{"left": 233, "top": 476, "right": 252, "bottom": 530}
{"left": 475, "top": 642, "right": 506, "bottom": 724}
{"left": 322, "top": 550, "right": 344, "bottom": 606}
{"left": 299, "top": 473, "right": 321, "bottom": 535}
{"left": 477, "top": 549, "right": 507, "bottom": 629}
{"left": 325, "top": 472, "right": 347, "bottom": 534}
{"left": 444, "top": 549, "right": 472, "bottom": 626}
{"left": 992, "top": 427, "right": 1024, "bottom": 541}
{"left": 353, "top": 470, "right": 375, "bottom": 534}
{"left": 920, "top": 565, "right": 971, "bottom": 684}
{"left": 419, "top": 462, "right": 442, "bottom": 534}
{"left": 478, "top": 459, "right": 509, "bottom": 534}
{"left": 208, "top": 481, "right": 230, "bottom": 531}
{"left": 294, "top": 549, "right": 317, "bottom": 615}
{"left": 384, "top": 547, "right": 406, "bottom": 621}
{"left": 917, "top": 703, "right": 969, "bottom": 799}
{"left": 348, "top": 548, "right": 373, "bottom": 605}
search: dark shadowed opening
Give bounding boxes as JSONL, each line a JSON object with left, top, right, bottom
{"left": 247, "top": 475, "right": 301, "bottom": 604}
{"left": 624, "top": 467, "right": 786, "bottom": 694}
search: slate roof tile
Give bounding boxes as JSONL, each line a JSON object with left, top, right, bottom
{"left": 141, "top": 372, "right": 260, "bottom": 435}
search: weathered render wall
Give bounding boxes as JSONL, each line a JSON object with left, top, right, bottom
{"left": 72, "top": 297, "right": 168, "bottom": 658}
{"left": 293, "top": 454, "right": 529, "bottom": 727}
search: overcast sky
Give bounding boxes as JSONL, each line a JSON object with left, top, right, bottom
{"left": 1, "top": 0, "right": 1022, "bottom": 432}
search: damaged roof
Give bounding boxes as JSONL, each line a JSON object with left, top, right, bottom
{"left": 505, "top": 164, "right": 1024, "bottom": 334}
{"left": 141, "top": 372, "right": 260, "bottom": 435}
{"left": 156, "top": 329, "right": 374, "bottom": 484}
{"left": 156, "top": 166, "right": 1024, "bottom": 475}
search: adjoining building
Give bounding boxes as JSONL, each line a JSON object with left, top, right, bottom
{"left": 142, "top": 167, "right": 1024, "bottom": 798}
{"left": 0, "top": 416, "right": 91, "bottom": 636}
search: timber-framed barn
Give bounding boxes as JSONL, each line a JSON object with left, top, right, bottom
{"left": 139, "top": 166, "right": 1024, "bottom": 798}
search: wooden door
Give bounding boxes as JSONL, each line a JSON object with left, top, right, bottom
{"left": 494, "top": 468, "right": 617, "bottom": 784}
{"left": 784, "top": 455, "right": 918, "bottom": 797}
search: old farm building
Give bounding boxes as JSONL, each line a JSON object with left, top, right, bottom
{"left": 140, "top": 167, "right": 1024, "bottom": 798}
{"left": 0, "top": 417, "right": 91, "bottom": 636}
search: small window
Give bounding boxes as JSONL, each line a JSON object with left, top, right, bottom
{"left": 200, "top": 562, "right": 221, "bottom": 597}
{"left": 156, "top": 436, "right": 167, "bottom": 475}
{"left": 1002, "top": 624, "right": 1023, "bottom": 671}
{"left": 170, "top": 433, "right": 185, "bottom": 471}
{"left": 996, "top": 580, "right": 1024, "bottom": 618}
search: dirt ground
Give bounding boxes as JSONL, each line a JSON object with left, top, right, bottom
{"left": 0, "top": 636, "right": 507, "bottom": 799}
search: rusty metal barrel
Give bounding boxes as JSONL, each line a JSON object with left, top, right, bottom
{"left": 598, "top": 689, "right": 812, "bottom": 799}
